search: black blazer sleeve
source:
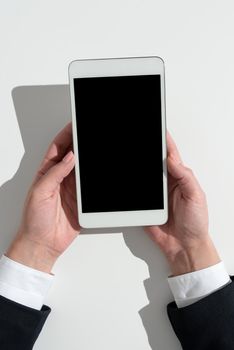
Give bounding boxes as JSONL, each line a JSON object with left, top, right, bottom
{"left": 167, "top": 276, "right": 234, "bottom": 349}
{"left": 0, "top": 295, "right": 51, "bottom": 350}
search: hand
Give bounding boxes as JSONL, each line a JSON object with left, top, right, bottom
{"left": 6, "top": 123, "right": 81, "bottom": 273}
{"left": 145, "top": 131, "right": 220, "bottom": 276}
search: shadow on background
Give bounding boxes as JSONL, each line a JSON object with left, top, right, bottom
{"left": 0, "top": 85, "right": 180, "bottom": 350}
{"left": 0, "top": 85, "right": 72, "bottom": 254}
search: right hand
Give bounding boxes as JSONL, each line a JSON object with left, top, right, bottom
{"left": 145, "top": 131, "right": 220, "bottom": 276}
{"left": 6, "top": 123, "right": 80, "bottom": 273}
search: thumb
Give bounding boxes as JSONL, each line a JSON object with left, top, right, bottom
{"left": 145, "top": 226, "right": 167, "bottom": 247}
{"left": 167, "top": 156, "right": 202, "bottom": 200}
{"left": 35, "top": 151, "right": 75, "bottom": 194}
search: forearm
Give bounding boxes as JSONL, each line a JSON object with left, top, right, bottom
{"left": 165, "top": 235, "right": 231, "bottom": 309}
{"left": 5, "top": 235, "right": 58, "bottom": 274}
{"left": 2, "top": 231, "right": 57, "bottom": 310}
{"left": 0, "top": 255, "right": 54, "bottom": 310}
{"left": 0, "top": 254, "right": 52, "bottom": 349}
{"left": 167, "top": 277, "right": 234, "bottom": 349}
{"left": 166, "top": 236, "right": 220, "bottom": 277}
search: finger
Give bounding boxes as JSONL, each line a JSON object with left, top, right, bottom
{"left": 167, "top": 156, "right": 202, "bottom": 200}
{"left": 35, "top": 151, "right": 75, "bottom": 195}
{"left": 166, "top": 131, "right": 183, "bottom": 164}
{"left": 35, "top": 123, "right": 73, "bottom": 181}
{"left": 63, "top": 169, "right": 77, "bottom": 202}
{"left": 144, "top": 226, "right": 167, "bottom": 249}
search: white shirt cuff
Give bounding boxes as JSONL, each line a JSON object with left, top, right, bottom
{"left": 168, "top": 261, "right": 231, "bottom": 308}
{"left": 0, "top": 255, "right": 54, "bottom": 310}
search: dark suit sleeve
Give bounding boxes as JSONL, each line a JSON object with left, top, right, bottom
{"left": 167, "top": 276, "right": 234, "bottom": 349}
{"left": 0, "top": 295, "right": 51, "bottom": 350}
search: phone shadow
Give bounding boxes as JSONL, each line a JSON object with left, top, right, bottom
{"left": 0, "top": 84, "right": 180, "bottom": 350}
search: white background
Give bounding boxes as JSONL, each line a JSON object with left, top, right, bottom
{"left": 0, "top": 1, "right": 234, "bottom": 349}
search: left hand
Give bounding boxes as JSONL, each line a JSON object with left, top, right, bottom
{"left": 6, "top": 123, "right": 81, "bottom": 273}
{"left": 145, "top": 131, "right": 220, "bottom": 276}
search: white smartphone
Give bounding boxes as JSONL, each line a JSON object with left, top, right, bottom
{"left": 69, "top": 56, "right": 168, "bottom": 228}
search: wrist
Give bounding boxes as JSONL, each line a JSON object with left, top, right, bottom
{"left": 5, "top": 236, "right": 57, "bottom": 274}
{"left": 167, "top": 237, "right": 220, "bottom": 276}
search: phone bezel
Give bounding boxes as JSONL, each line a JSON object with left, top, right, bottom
{"left": 69, "top": 56, "right": 168, "bottom": 228}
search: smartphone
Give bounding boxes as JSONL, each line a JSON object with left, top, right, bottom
{"left": 69, "top": 56, "right": 168, "bottom": 228}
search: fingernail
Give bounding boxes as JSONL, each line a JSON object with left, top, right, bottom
{"left": 63, "top": 151, "right": 74, "bottom": 163}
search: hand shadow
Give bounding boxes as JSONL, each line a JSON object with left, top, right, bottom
{"left": 0, "top": 85, "right": 74, "bottom": 254}
{"left": 123, "top": 227, "right": 181, "bottom": 350}
{"left": 0, "top": 84, "right": 180, "bottom": 350}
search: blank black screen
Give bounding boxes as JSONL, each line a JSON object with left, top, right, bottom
{"left": 74, "top": 74, "right": 164, "bottom": 213}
